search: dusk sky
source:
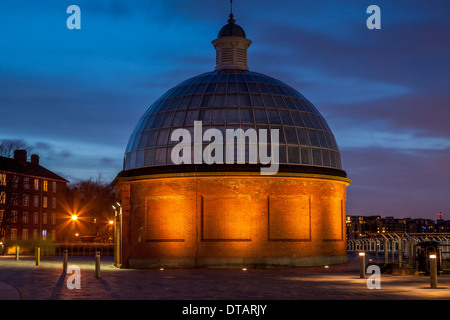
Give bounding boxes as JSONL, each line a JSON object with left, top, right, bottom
{"left": 1, "top": 0, "right": 449, "bottom": 220}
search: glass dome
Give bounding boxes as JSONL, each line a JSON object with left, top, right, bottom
{"left": 124, "top": 69, "right": 342, "bottom": 171}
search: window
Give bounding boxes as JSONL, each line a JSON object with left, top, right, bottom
{"left": 34, "top": 179, "right": 39, "bottom": 190}
{"left": 0, "top": 173, "right": 6, "bottom": 186}
{"left": 12, "top": 175, "right": 18, "bottom": 188}
{"left": 23, "top": 194, "right": 29, "bottom": 207}
{"left": 43, "top": 197, "right": 48, "bottom": 208}
{"left": 34, "top": 212, "right": 39, "bottom": 224}
{"left": 23, "top": 212, "right": 29, "bottom": 224}
{"left": 52, "top": 181, "right": 57, "bottom": 193}
{"left": 11, "top": 211, "right": 18, "bottom": 223}
{"left": 0, "top": 210, "right": 4, "bottom": 222}
{"left": 22, "top": 229, "right": 28, "bottom": 240}
{"left": 0, "top": 192, "right": 5, "bottom": 204}
{"left": 43, "top": 180, "right": 48, "bottom": 192}
{"left": 12, "top": 193, "right": 18, "bottom": 206}
{"left": 34, "top": 195, "right": 39, "bottom": 207}
{"left": 33, "top": 229, "right": 38, "bottom": 240}
{"left": 52, "top": 198, "right": 56, "bottom": 209}
{"left": 11, "top": 229, "right": 17, "bottom": 241}
{"left": 51, "top": 213, "right": 56, "bottom": 225}
{"left": 24, "top": 177, "right": 30, "bottom": 189}
{"left": 43, "top": 212, "right": 47, "bottom": 225}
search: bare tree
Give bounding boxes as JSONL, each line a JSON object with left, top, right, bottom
{"left": 65, "top": 175, "right": 115, "bottom": 242}
{"left": 0, "top": 175, "right": 21, "bottom": 241}
{"left": 0, "top": 139, "right": 33, "bottom": 159}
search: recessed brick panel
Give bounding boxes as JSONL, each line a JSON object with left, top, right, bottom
{"left": 321, "top": 197, "right": 344, "bottom": 241}
{"left": 268, "top": 195, "right": 311, "bottom": 241}
{"left": 201, "top": 195, "right": 252, "bottom": 241}
{"left": 145, "top": 196, "right": 193, "bottom": 242}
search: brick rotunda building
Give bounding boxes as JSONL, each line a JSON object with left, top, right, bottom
{"left": 112, "top": 13, "right": 351, "bottom": 268}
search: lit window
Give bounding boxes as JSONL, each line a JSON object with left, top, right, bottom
{"left": 34, "top": 179, "right": 39, "bottom": 190}
{"left": 0, "top": 192, "right": 5, "bottom": 204}
{"left": 43, "top": 180, "right": 48, "bottom": 192}
{"left": 11, "top": 228, "right": 17, "bottom": 240}
{"left": 0, "top": 210, "right": 4, "bottom": 221}
{"left": 22, "top": 229, "right": 28, "bottom": 240}
{"left": 43, "top": 197, "right": 47, "bottom": 208}
{"left": 0, "top": 173, "right": 6, "bottom": 186}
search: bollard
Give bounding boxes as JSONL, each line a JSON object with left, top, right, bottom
{"left": 36, "top": 247, "right": 40, "bottom": 266}
{"left": 398, "top": 240, "right": 402, "bottom": 268}
{"left": 359, "top": 252, "right": 365, "bottom": 279}
{"left": 63, "top": 249, "right": 68, "bottom": 273}
{"left": 15, "top": 246, "right": 19, "bottom": 261}
{"left": 95, "top": 251, "right": 101, "bottom": 278}
{"left": 430, "top": 254, "right": 438, "bottom": 289}
{"left": 384, "top": 239, "right": 388, "bottom": 264}
{"left": 375, "top": 241, "right": 379, "bottom": 264}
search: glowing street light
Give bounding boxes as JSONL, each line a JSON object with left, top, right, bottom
{"left": 71, "top": 215, "right": 77, "bottom": 221}
{"left": 109, "top": 220, "right": 114, "bottom": 225}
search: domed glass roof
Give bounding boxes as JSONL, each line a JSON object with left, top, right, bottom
{"left": 124, "top": 69, "right": 342, "bottom": 171}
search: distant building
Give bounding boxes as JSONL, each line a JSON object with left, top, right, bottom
{"left": 0, "top": 149, "right": 68, "bottom": 243}
{"left": 346, "top": 215, "right": 450, "bottom": 239}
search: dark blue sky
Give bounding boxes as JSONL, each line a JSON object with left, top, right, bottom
{"left": 1, "top": 0, "right": 449, "bottom": 220}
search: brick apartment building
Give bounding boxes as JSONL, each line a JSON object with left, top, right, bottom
{"left": 0, "top": 150, "right": 68, "bottom": 243}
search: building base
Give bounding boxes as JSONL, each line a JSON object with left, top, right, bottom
{"left": 128, "top": 255, "right": 349, "bottom": 269}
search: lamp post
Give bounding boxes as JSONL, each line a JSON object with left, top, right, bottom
{"left": 71, "top": 215, "right": 77, "bottom": 243}
{"left": 430, "top": 254, "right": 438, "bottom": 289}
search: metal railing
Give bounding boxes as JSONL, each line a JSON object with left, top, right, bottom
{"left": 347, "top": 233, "right": 450, "bottom": 269}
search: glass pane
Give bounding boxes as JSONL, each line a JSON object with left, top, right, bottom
{"left": 212, "top": 109, "right": 226, "bottom": 124}
{"left": 301, "top": 113, "right": 314, "bottom": 128}
{"left": 284, "top": 127, "right": 298, "bottom": 144}
{"left": 267, "top": 110, "right": 282, "bottom": 125}
{"left": 155, "top": 148, "right": 167, "bottom": 165}
{"left": 288, "top": 146, "right": 300, "bottom": 164}
{"left": 254, "top": 109, "right": 268, "bottom": 124}
{"left": 307, "top": 130, "right": 320, "bottom": 147}
{"left": 226, "top": 108, "right": 240, "bottom": 123}
{"left": 301, "top": 148, "right": 311, "bottom": 165}
{"left": 156, "top": 129, "right": 169, "bottom": 146}
{"left": 262, "top": 95, "right": 275, "bottom": 107}
{"left": 173, "top": 110, "right": 186, "bottom": 126}
{"left": 239, "top": 94, "right": 251, "bottom": 106}
{"left": 296, "top": 128, "right": 309, "bottom": 145}
{"left": 161, "top": 111, "right": 174, "bottom": 127}
{"left": 214, "top": 94, "right": 227, "bottom": 106}
{"left": 184, "top": 109, "right": 199, "bottom": 125}
{"left": 201, "top": 94, "right": 214, "bottom": 107}
{"left": 240, "top": 108, "right": 254, "bottom": 123}
{"left": 312, "top": 148, "right": 322, "bottom": 166}
{"left": 144, "top": 148, "right": 154, "bottom": 166}
{"left": 198, "top": 109, "right": 211, "bottom": 125}
{"left": 227, "top": 94, "right": 238, "bottom": 106}
{"left": 250, "top": 94, "right": 263, "bottom": 106}
{"left": 280, "top": 111, "right": 293, "bottom": 125}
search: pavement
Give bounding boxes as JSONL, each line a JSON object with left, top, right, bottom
{"left": 0, "top": 253, "right": 449, "bottom": 301}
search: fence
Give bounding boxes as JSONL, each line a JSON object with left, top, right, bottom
{"left": 347, "top": 234, "right": 450, "bottom": 269}
{"left": 32, "top": 243, "right": 114, "bottom": 257}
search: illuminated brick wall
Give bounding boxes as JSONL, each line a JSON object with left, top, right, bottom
{"left": 116, "top": 172, "right": 350, "bottom": 268}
